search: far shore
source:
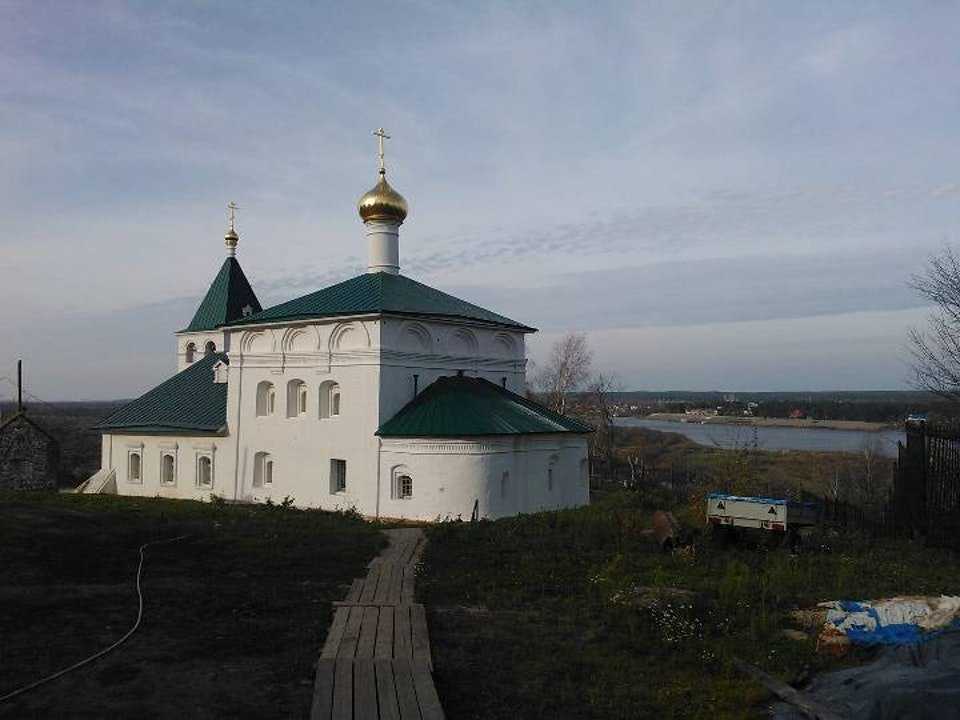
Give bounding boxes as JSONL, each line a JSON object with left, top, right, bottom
{"left": 636, "top": 413, "right": 896, "bottom": 432}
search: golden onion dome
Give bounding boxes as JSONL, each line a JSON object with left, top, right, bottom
{"left": 358, "top": 172, "right": 408, "bottom": 224}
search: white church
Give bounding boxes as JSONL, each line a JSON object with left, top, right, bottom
{"left": 82, "top": 133, "right": 591, "bottom": 520}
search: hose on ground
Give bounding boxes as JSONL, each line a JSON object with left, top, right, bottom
{"left": 0, "top": 534, "right": 190, "bottom": 705}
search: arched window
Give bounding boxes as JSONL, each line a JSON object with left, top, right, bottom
{"left": 256, "top": 381, "right": 276, "bottom": 416}
{"left": 319, "top": 381, "right": 341, "bottom": 419}
{"left": 286, "top": 379, "right": 307, "bottom": 418}
{"left": 185, "top": 343, "right": 196, "bottom": 364}
{"left": 253, "top": 452, "right": 273, "bottom": 488}
{"left": 128, "top": 452, "right": 142, "bottom": 483}
{"left": 501, "top": 471, "right": 509, "bottom": 499}
{"left": 204, "top": 341, "right": 216, "bottom": 356}
{"left": 197, "top": 455, "right": 213, "bottom": 488}
{"left": 161, "top": 453, "right": 176, "bottom": 485}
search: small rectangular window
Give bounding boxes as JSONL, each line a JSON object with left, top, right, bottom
{"left": 501, "top": 471, "right": 509, "bottom": 498}
{"left": 398, "top": 474, "right": 413, "bottom": 499}
{"left": 330, "top": 459, "right": 347, "bottom": 493}
{"left": 547, "top": 467, "right": 554, "bottom": 492}
{"left": 253, "top": 452, "right": 272, "bottom": 488}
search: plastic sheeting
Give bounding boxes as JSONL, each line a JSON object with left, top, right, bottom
{"left": 820, "top": 596, "right": 960, "bottom": 645}
{"left": 773, "top": 632, "right": 960, "bottom": 720}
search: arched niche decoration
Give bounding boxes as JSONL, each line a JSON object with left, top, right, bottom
{"left": 282, "top": 326, "right": 320, "bottom": 353}
{"left": 448, "top": 328, "right": 479, "bottom": 357}
{"left": 399, "top": 321, "right": 432, "bottom": 353}
{"left": 492, "top": 332, "right": 518, "bottom": 358}
{"left": 240, "top": 330, "right": 275, "bottom": 354}
{"left": 329, "top": 321, "right": 370, "bottom": 352}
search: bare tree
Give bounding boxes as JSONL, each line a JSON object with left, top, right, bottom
{"left": 584, "top": 371, "right": 621, "bottom": 470}
{"left": 534, "top": 332, "right": 593, "bottom": 415}
{"left": 909, "top": 247, "right": 960, "bottom": 401}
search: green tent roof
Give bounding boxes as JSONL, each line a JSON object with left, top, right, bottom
{"left": 377, "top": 376, "right": 592, "bottom": 437}
{"left": 97, "top": 353, "right": 228, "bottom": 434}
{"left": 183, "top": 257, "right": 262, "bottom": 332}
{"left": 230, "top": 272, "right": 533, "bottom": 331}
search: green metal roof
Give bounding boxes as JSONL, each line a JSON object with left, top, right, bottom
{"left": 183, "top": 258, "right": 262, "bottom": 332}
{"left": 230, "top": 272, "right": 533, "bottom": 331}
{"left": 97, "top": 353, "right": 228, "bottom": 434}
{"left": 377, "top": 376, "right": 592, "bottom": 437}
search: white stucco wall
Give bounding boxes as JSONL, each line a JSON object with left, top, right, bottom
{"left": 378, "top": 435, "right": 590, "bottom": 521}
{"left": 101, "top": 432, "right": 233, "bottom": 501}
{"left": 98, "top": 311, "right": 590, "bottom": 520}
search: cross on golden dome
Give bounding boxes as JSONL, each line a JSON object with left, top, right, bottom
{"left": 373, "top": 128, "right": 390, "bottom": 175}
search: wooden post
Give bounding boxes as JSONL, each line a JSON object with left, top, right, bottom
{"left": 17, "top": 359, "right": 22, "bottom": 412}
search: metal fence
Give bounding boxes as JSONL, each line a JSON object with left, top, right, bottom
{"left": 892, "top": 421, "right": 960, "bottom": 549}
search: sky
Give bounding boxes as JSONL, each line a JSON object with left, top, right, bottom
{"left": 1, "top": 1, "right": 958, "bottom": 400}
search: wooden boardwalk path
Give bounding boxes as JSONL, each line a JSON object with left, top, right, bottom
{"left": 310, "top": 528, "right": 444, "bottom": 720}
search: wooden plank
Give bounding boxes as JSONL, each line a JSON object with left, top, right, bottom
{"left": 375, "top": 659, "right": 401, "bottom": 720}
{"left": 354, "top": 659, "right": 378, "bottom": 720}
{"left": 332, "top": 659, "right": 354, "bottom": 720}
{"left": 356, "top": 606, "right": 379, "bottom": 659}
{"left": 310, "top": 658, "right": 336, "bottom": 720}
{"left": 412, "top": 660, "right": 444, "bottom": 720}
{"left": 345, "top": 578, "right": 363, "bottom": 603}
{"left": 375, "top": 606, "right": 395, "bottom": 659}
{"left": 338, "top": 606, "right": 364, "bottom": 658}
{"left": 730, "top": 657, "right": 844, "bottom": 720}
{"left": 321, "top": 607, "right": 351, "bottom": 659}
{"left": 359, "top": 563, "right": 383, "bottom": 604}
{"left": 388, "top": 563, "right": 404, "bottom": 605}
{"left": 410, "top": 604, "right": 432, "bottom": 671}
{"left": 394, "top": 604, "right": 412, "bottom": 661}
{"left": 375, "top": 562, "right": 396, "bottom": 604}
{"left": 401, "top": 567, "right": 415, "bottom": 605}
{"left": 393, "top": 659, "right": 421, "bottom": 720}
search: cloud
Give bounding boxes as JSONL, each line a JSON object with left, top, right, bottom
{"left": 3, "top": 3, "right": 960, "bottom": 395}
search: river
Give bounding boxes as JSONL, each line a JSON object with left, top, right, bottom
{"left": 614, "top": 417, "right": 905, "bottom": 458}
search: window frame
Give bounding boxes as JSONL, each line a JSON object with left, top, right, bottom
{"left": 256, "top": 381, "right": 276, "bottom": 417}
{"left": 127, "top": 450, "right": 142, "bottom": 484}
{"left": 286, "top": 379, "right": 307, "bottom": 419}
{"left": 319, "top": 381, "right": 341, "bottom": 419}
{"left": 160, "top": 452, "right": 177, "bottom": 486}
{"left": 330, "top": 458, "right": 347, "bottom": 494}
{"left": 196, "top": 454, "right": 214, "bottom": 489}
{"left": 253, "top": 451, "right": 273, "bottom": 488}
{"left": 397, "top": 474, "right": 413, "bottom": 500}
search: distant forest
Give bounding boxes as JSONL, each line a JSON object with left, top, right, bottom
{"left": 590, "top": 390, "right": 951, "bottom": 424}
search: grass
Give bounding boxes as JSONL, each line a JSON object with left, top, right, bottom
{"left": 419, "top": 488, "right": 960, "bottom": 720}
{"left": 0, "top": 491, "right": 384, "bottom": 719}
